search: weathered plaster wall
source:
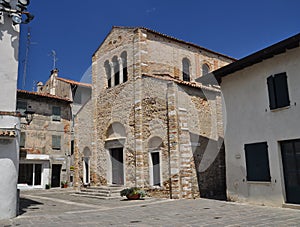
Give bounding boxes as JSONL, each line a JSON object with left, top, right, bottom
{"left": 221, "top": 47, "right": 300, "bottom": 207}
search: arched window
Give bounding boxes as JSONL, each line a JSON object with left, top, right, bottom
{"left": 202, "top": 63, "right": 210, "bottom": 76}
{"left": 104, "top": 60, "right": 111, "bottom": 88}
{"left": 121, "top": 51, "right": 128, "bottom": 83}
{"left": 112, "top": 56, "right": 120, "bottom": 86}
{"left": 182, "top": 58, "right": 191, "bottom": 82}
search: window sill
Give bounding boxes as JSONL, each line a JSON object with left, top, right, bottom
{"left": 246, "top": 181, "right": 271, "bottom": 185}
{"left": 270, "top": 105, "right": 290, "bottom": 112}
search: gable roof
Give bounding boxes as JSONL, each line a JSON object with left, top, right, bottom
{"left": 56, "top": 77, "right": 92, "bottom": 88}
{"left": 17, "top": 90, "right": 72, "bottom": 103}
{"left": 93, "top": 26, "right": 236, "bottom": 61}
{"left": 214, "top": 32, "right": 300, "bottom": 82}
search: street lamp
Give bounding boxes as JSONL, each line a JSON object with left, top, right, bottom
{"left": 0, "top": 0, "right": 34, "bottom": 24}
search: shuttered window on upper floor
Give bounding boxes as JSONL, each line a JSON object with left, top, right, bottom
{"left": 267, "top": 72, "right": 290, "bottom": 110}
{"left": 52, "top": 106, "right": 61, "bottom": 121}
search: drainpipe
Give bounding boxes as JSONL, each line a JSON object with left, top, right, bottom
{"left": 166, "top": 83, "right": 172, "bottom": 199}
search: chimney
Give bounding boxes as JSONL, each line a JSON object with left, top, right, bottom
{"left": 37, "top": 82, "right": 43, "bottom": 93}
{"left": 50, "top": 68, "right": 59, "bottom": 77}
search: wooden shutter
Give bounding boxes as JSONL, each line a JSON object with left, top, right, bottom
{"left": 52, "top": 135, "right": 61, "bottom": 149}
{"left": 245, "top": 142, "right": 271, "bottom": 181}
{"left": 274, "top": 72, "right": 290, "bottom": 108}
{"left": 267, "top": 76, "right": 276, "bottom": 109}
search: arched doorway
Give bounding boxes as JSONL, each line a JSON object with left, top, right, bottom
{"left": 105, "top": 122, "right": 126, "bottom": 185}
{"left": 83, "top": 147, "right": 91, "bottom": 185}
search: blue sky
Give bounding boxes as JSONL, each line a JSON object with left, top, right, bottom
{"left": 18, "top": 0, "right": 300, "bottom": 90}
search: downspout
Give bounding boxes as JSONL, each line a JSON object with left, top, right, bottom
{"left": 166, "top": 83, "right": 172, "bottom": 199}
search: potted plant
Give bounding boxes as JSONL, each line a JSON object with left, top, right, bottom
{"left": 120, "top": 187, "right": 146, "bottom": 200}
{"left": 61, "top": 181, "right": 68, "bottom": 188}
{"left": 45, "top": 184, "right": 51, "bottom": 189}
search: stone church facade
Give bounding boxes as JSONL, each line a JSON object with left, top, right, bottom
{"left": 75, "top": 27, "right": 235, "bottom": 199}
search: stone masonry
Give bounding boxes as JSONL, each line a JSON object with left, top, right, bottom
{"left": 78, "top": 26, "right": 234, "bottom": 199}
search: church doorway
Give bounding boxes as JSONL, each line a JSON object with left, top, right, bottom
{"left": 110, "top": 147, "right": 124, "bottom": 185}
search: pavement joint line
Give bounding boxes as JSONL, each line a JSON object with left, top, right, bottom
{"left": 65, "top": 199, "right": 175, "bottom": 214}
{"left": 23, "top": 194, "right": 105, "bottom": 209}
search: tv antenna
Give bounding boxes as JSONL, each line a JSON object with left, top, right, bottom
{"left": 50, "top": 50, "right": 58, "bottom": 69}
{"left": 22, "top": 27, "right": 31, "bottom": 89}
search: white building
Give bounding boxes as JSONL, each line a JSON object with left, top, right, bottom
{"left": 215, "top": 33, "right": 300, "bottom": 207}
{"left": 0, "top": 9, "right": 20, "bottom": 219}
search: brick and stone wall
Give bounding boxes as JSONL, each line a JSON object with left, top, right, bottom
{"left": 86, "top": 27, "right": 230, "bottom": 199}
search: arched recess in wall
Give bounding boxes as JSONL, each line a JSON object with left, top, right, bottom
{"left": 104, "top": 60, "right": 111, "bottom": 88}
{"left": 182, "top": 58, "right": 191, "bottom": 82}
{"left": 202, "top": 63, "right": 210, "bottom": 76}
{"left": 121, "top": 51, "right": 128, "bottom": 82}
{"left": 148, "top": 136, "right": 163, "bottom": 186}
{"left": 106, "top": 122, "right": 126, "bottom": 139}
{"left": 112, "top": 56, "right": 120, "bottom": 86}
{"left": 82, "top": 147, "right": 91, "bottom": 185}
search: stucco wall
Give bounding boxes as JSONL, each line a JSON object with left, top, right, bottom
{"left": 221, "top": 47, "right": 300, "bottom": 206}
{"left": 0, "top": 10, "right": 20, "bottom": 219}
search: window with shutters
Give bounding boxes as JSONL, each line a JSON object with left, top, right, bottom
{"left": 267, "top": 72, "right": 290, "bottom": 110}
{"left": 52, "top": 135, "right": 61, "bottom": 150}
{"left": 245, "top": 142, "right": 271, "bottom": 182}
{"left": 52, "top": 106, "right": 61, "bottom": 121}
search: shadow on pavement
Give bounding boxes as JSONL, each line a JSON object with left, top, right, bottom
{"left": 19, "top": 197, "right": 43, "bottom": 215}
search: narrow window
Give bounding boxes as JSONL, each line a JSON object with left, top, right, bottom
{"left": 52, "top": 106, "right": 61, "bottom": 121}
{"left": 121, "top": 51, "right": 128, "bottom": 83}
{"left": 20, "top": 132, "right": 26, "bottom": 148}
{"left": 182, "top": 58, "right": 191, "bottom": 82}
{"left": 202, "top": 63, "right": 210, "bottom": 76}
{"left": 52, "top": 135, "right": 61, "bottom": 150}
{"left": 267, "top": 72, "right": 290, "bottom": 110}
{"left": 151, "top": 152, "right": 161, "bottom": 186}
{"left": 112, "top": 56, "right": 120, "bottom": 86}
{"left": 245, "top": 142, "right": 271, "bottom": 181}
{"left": 104, "top": 60, "right": 111, "bottom": 88}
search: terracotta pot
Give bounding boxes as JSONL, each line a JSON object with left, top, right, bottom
{"left": 126, "top": 194, "right": 141, "bottom": 200}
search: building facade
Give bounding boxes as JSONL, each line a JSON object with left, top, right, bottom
{"left": 17, "top": 90, "right": 72, "bottom": 189}
{"left": 75, "top": 26, "right": 235, "bottom": 199}
{"left": 215, "top": 33, "right": 300, "bottom": 207}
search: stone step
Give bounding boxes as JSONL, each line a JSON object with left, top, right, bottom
{"left": 75, "top": 185, "right": 124, "bottom": 200}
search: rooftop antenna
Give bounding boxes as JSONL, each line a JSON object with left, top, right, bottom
{"left": 22, "top": 27, "right": 31, "bottom": 89}
{"left": 50, "top": 50, "right": 58, "bottom": 69}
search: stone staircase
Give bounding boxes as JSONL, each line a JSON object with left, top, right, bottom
{"left": 74, "top": 185, "right": 124, "bottom": 200}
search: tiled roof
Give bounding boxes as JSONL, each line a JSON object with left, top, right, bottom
{"left": 0, "top": 130, "right": 17, "bottom": 137}
{"left": 108, "top": 26, "right": 236, "bottom": 61}
{"left": 142, "top": 74, "right": 220, "bottom": 92}
{"left": 17, "top": 90, "right": 72, "bottom": 102}
{"left": 56, "top": 77, "right": 92, "bottom": 88}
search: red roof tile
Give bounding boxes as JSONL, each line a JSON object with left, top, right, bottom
{"left": 17, "top": 90, "right": 72, "bottom": 102}
{"left": 142, "top": 74, "right": 220, "bottom": 92}
{"left": 56, "top": 77, "right": 92, "bottom": 88}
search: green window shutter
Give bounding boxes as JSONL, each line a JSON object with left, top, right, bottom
{"left": 274, "top": 72, "right": 290, "bottom": 108}
{"left": 52, "top": 135, "right": 61, "bottom": 149}
{"left": 267, "top": 76, "right": 276, "bottom": 110}
{"left": 245, "top": 142, "right": 271, "bottom": 181}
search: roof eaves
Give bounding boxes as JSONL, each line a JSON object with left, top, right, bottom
{"left": 214, "top": 32, "right": 300, "bottom": 81}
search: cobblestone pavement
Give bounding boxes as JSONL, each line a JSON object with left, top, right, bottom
{"left": 0, "top": 189, "right": 300, "bottom": 226}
